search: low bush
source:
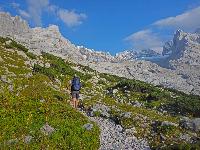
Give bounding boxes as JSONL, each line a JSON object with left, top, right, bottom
{"left": 26, "top": 52, "right": 37, "bottom": 59}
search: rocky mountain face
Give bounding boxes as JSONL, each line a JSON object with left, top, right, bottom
{"left": 77, "top": 46, "right": 115, "bottom": 62}
{"left": 88, "top": 60, "right": 195, "bottom": 94}
{"left": 1, "top": 12, "right": 200, "bottom": 95}
{"left": 0, "top": 12, "right": 29, "bottom": 36}
{"left": 162, "top": 40, "right": 173, "bottom": 56}
{"left": 0, "top": 12, "right": 116, "bottom": 64}
{"left": 116, "top": 49, "right": 161, "bottom": 61}
{"left": 166, "top": 30, "right": 200, "bottom": 94}
{"left": 88, "top": 29, "right": 200, "bottom": 95}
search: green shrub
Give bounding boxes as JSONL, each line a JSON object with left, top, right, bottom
{"left": 0, "top": 37, "right": 11, "bottom": 43}
{"left": 26, "top": 52, "right": 37, "bottom": 59}
{"left": 37, "top": 52, "right": 92, "bottom": 81}
{"left": 8, "top": 40, "right": 28, "bottom": 52}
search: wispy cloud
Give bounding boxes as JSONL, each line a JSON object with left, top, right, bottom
{"left": 18, "top": 9, "right": 30, "bottom": 18}
{"left": 26, "top": 0, "right": 49, "bottom": 26}
{"left": 125, "top": 29, "right": 163, "bottom": 52}
{"left": 11, "top": 2, "right": 30, "bottom": 19}
{"left": 10, "top": 0, "right": 87, "bottom": 27}
{"left": 125, "top": 6, "right": 200, "bottom": 51}
{"left": 153, "top": 6, "right": 200, "bottom": 31}
{"left": 11, "top": 2, "right": 20, "bottom": 8}
{"left": 58, "top": 9, "right": 87, "bottom": 27}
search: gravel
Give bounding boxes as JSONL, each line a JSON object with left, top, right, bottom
{"left": 89, "top": 117, "right": 150, "bottom": 150}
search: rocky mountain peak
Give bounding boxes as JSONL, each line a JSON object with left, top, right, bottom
{"left": 0, "top": 12, "right": 29, "bottom": 36}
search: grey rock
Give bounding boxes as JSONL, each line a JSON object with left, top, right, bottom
{"left": 121, "top": 112, "right": 132, "bottom": 118}
{"left": 7, "top": 138, "right": 19, "bottom": 145}
{"left": 8, "top": 84, "right": 14, "bottom": 92}
{"left": 193, "top": 118, "right": 200, "bottom": 131}
{"left": 133, "top": 100, "right": 143, "bottom": 107}
{"left": 115, "top": 125, "right": 123, "bottom": 132}
{"left": 113, "top": 89, "right": 118, "bottom": 94}
{"left": 89, "top": 117, "right": 150, "bottom": 150}
{"left": 160, "top": 134, "right": 167, "bottom": 141}
{"left": 40, "top": 99, "right": 45, "bottom": 103}
{"left": 40, "top": 123, "right": 55, "bottom": 136}
{"left": 179, "top": 133, "right": 192, "bottom": 143}
{"left": 83, "top": 123, "right": 93, "bottom": 130}
{"left": 24, "top": 135, "right": 33, "bottom": 144}
{"left": 93, "top": 104, "right": 111, "bottom": 118}
{"left": 45, "top": 62, "right": 50, "bottom": 68}
{"left": 0, "top": 75, "right": 12, "bottom": 84}
{"left": 180, "top": 117, "right": 200, "bottom": 131}
{"left": 161, "top": 121, "right": 178, "bottom": 127}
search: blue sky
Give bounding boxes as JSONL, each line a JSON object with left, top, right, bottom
{"left": 0, "top": 0, "right": 200, "bottom": 55}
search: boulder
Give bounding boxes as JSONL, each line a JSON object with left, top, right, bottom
{"left": 40, "top": 123, "right": 55, "bottom": 136}
{"left": 113, "top": 89, "right": 118, "bottom": 94}
{"left": 115, "top": 124, "right": 123, "bottom": 132}
{"left": 121, "top": 112, "right": 132, "bottom": 118}
{"left": 161, "top": 121, "right": 178, "bottom": 127}
{"left": 132, "top": 100, "right": 143, "bottom": 107}
{"left": 24, "top": 135, "right": 33, "bottom": 144}
{"left": 179, "top": 117, "right": 200, "bottom": 131}
{"left": 83, "top": 123, "right": 93, "bottom": 131}
{"left": 0, "top": 75, "right": 12, "bottom": 84}
{"left": 179, "top": 134, "right": 192, "bottom": 143}
{"left": 7, "top": 138, "right": 19, "bottom": 145}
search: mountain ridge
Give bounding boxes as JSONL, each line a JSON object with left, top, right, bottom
{"left": 1, "top": 12, "right": 200, "bottom": 95}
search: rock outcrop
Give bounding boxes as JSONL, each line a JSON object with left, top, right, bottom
{"left": 116, "top": 49, "right": 161, "bottom": 61}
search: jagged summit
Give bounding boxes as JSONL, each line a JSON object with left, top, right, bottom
{"left": 0, "top": 12, "right": 29, "bottom": 36}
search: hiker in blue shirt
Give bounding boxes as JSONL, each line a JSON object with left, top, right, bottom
{"left": 71, "top": 74, "right": 81, "bottom": 108}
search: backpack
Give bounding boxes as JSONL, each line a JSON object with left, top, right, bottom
{"left": 71, "top": 77, "right": 81, "bottom": 91}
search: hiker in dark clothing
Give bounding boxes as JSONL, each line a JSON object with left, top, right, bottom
{"left": 71, "top": 74, "right": 81, "bottom": 108}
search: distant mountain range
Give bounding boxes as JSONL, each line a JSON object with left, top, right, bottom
{"left": 0, "top": 12, "right": 200, "bottom": 95}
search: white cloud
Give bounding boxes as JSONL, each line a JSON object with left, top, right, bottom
{"left": 153, "top": 6, "right": 200, "bottom": 31}
{"left": 58, "top": 9, "right": 87, "bottom": 27}
{"left": 18, "top": 9, "right": 30, "bottom": 18}
{"left": 11, "top": 2, "right": 30, "bottom": 19}
{"left": 26, "top": 0, "right": 49, "bottom": 26}
{"left": 125, "top": 29, "right": 163, "bottom": 51}
{"left": 10, "top": 0, "right": 87, "bottom": 27}
{"left": 11, "top": 2, "right": 20, "bottom": 9}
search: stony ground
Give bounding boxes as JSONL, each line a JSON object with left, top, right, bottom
{"left": 79, "top": 107, "right": 150, "bottom": 150}
{"left": 90, "top": 117, "right": 150, "bottom": 150}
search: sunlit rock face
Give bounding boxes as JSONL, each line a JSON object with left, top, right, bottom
{"left": 1, "top": 12, "right": 200, "bottom": 95}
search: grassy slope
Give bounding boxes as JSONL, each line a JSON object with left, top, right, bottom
{"left": 0, "top": 37, "right": 200, "bottom": 149}
{"left": 0, "top": 38, "right": 100, "bottom": 149}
